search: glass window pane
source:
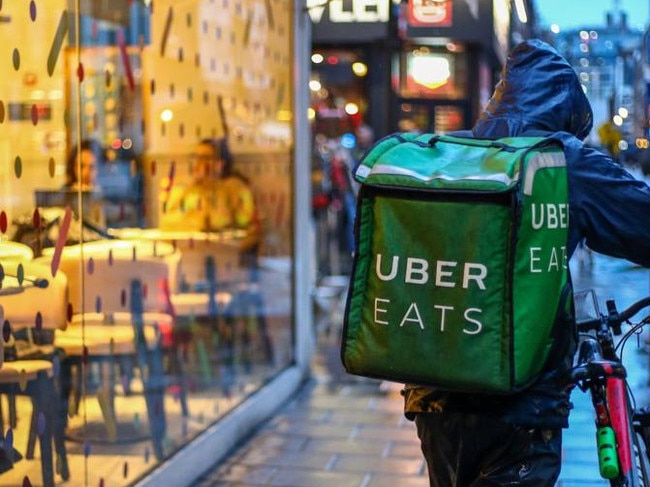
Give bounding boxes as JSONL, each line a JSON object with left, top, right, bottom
{"left": 0, "top": 1, "right": 295, "bottom": 485}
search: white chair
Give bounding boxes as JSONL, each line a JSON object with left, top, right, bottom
{"left": 35, "top": 238, "right": 184, "bottom": 461}
{"left": 169, "top": 238, "right": 242, "bottom": 317}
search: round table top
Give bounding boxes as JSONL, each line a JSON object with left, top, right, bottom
{"left": 0, "top": 240, "right": 34, "bottom": 261}
{"left": 40, "top": 238, "right": 177, "bottom": 260}
{"left": 110, "top": 228, "right": 247, "bottom": 242}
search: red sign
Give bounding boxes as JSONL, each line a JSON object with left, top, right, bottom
{"left": 408, "top": 0, "right": 452, "bottom": 26}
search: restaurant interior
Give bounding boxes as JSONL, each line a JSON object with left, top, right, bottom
{"left": 0, "top": 0, "right": 296, "bottom": 485}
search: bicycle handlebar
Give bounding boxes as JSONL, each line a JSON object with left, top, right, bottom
{"left": 577, "top": 296, "right": 650, "bottom": 332}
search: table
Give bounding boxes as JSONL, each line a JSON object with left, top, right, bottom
{"left": 35, "top": 239, "right": 183, "bottom": 457}
{"left": 0, "top": 240, "right": 34, "bottom": 262}
{"left": 109, "top": 228, "right": 251, "bottom": 290}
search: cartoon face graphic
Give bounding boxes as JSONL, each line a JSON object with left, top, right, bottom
{"left": 408, "top": 0, "right": 452, "bottom": 26}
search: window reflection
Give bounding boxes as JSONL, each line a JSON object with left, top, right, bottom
{"left": 0, "top": 0, "right": 294, "bottom": 485}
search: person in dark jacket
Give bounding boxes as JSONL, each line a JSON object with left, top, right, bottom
{"left": 404, "top": 39, "right": 650, "bottom": 486}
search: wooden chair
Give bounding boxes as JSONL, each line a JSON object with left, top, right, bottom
{"left": 35, "top": 238, "right": 184, "bottom": 461}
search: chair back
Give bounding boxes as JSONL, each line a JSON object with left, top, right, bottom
{"left": 175, "top": 239, "right": 250, "bottom": 290}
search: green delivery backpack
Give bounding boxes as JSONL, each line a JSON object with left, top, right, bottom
{"left": 341, "top": 132, "right": 571, "bottom": 394}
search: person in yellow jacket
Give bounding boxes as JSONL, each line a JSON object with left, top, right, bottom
{"left": 160, "top": 138, "right": 260, "bottom": 252}
{"left": 597, "top": 121, "right": 622, "bottom": 161}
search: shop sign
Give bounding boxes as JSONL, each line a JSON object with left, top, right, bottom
{"left": 309, "top": 0, "right": 391, "bottom": 41}
{"left": 402, "top": 0, "right": 491, "bottom": 46}
{"left": 408, "top": 0, "right": 452, "bottom": 26}
{"left": 307, "top": 0, "right": 389, "bottom": 24}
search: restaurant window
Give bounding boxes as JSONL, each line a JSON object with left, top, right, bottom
{"left": 0, "top": 0, "right": 295, "bottom": 485}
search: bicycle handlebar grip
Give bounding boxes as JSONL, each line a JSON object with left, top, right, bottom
{"left": 597, "top": 426, "right": 620, "bottom": 479}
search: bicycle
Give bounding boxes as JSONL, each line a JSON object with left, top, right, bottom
{"left": 570, "top": 289, "right": 650, "bottom": 486}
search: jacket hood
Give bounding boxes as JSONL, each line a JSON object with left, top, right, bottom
{"left": 473, "top": 39, "right": 593, "bottom": 140}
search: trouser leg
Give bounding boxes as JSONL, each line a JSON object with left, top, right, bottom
{"left": 414, "top": 412, "right": 562, "bottom": 487}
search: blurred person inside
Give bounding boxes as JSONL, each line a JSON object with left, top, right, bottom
{"left": 160, "top": 138, "right": 260, "bottom": 251}
{"left": 63, "top": 138, "right": 105, "bottom": 191}
{"left": 62, "top": 138, "right": 107, "bottom": 229}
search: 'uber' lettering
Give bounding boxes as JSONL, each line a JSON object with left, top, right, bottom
{"left": 375, "top": 254, "right": 487, "bottom": 290}
{"left": 531, "top": 203, "right": 568, "bottom": 230}
{"left": 529, "top": 203, "right": 569, "bottom": 272}
{"left": 372, "top": 254, "right": 486, "bottom": 334}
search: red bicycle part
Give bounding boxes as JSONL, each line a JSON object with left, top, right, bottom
{"left": 607, "top": 377, "right": 633, "bottom": 476}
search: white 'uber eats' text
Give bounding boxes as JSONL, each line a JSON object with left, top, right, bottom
{"left": 369, "top": 201, "right": 569, "bottom": 335}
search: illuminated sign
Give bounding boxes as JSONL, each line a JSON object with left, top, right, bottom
{"left": 408, "top": 0, "right": 452, "bottom": 26}
{"left": 410, "top": 55, "right": 450, "bottom": 90}
{"left": 307, "top": 0, "right": 390, "bottom": 24}
{"left": 402, "top": 52, "right": 457, "bottom": 98}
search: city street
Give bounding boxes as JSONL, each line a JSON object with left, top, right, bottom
{"left": 193, "top": 252, "right": 650, "bottom": 486}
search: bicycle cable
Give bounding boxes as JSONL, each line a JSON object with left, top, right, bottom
{"left": 615, "top": 317, "right": 650, "bottom": 361}
{"left": 614, "top": 316, "right": 650, "bottom": 412}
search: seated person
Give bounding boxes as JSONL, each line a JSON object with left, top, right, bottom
{"left": 61, "top": 138, "right": 107, "bottom": 228}
{"left": 159, "top": 138, "right": 260, "bottom": 253}
{"left": 16, "top": 140, "right": 110, "bottom": 255}
{"left": 63, "top": 139, "right": 105, "bottom": 191}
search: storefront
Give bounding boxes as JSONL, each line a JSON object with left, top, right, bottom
{"left": 395, "top": 0, "right": 512, "bottom": 133}
{"left": 0, "top": 1, "right": 312, "bottom": 486}
{"left": 310, "top": 0, "right": 511, "bottom": 138}
{"left": 309, "top": 0, "right": 393, "bottom": 138}
{"left": 308, "top": 0, "right": 518, "bottom": 279}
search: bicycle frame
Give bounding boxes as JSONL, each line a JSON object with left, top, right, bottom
{"left": 574, "top": 335, "right": 632, "bottom": 482}
{"left": 607, "top": 377, "right": 634, "bottom": 479}
{"left": 572, "top": 294, "right": 650, "bottom": 486}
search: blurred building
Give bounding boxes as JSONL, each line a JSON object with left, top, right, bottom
{"left": 309, "top": 0, "right": 538, "bottom": 141}
{"left": 307, "top": 0, "right": 539, "bottom": 280}
{"left": 544, "top": 5, "right": 648, "bottom": 159}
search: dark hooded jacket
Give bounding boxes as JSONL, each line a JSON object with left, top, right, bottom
{"left": 403, "top": 39, "right": 650, "bottom": 428}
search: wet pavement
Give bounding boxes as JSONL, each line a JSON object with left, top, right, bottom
{"left": 193, "top": 251, "right": 650, "bottom": 487}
